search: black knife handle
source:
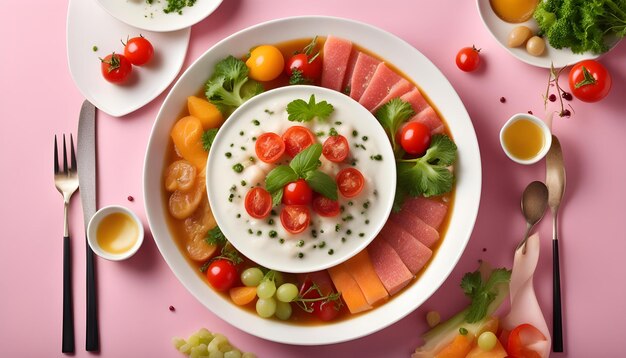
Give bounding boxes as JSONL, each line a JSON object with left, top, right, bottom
{"left": 62, "top": 235, "right": 75, "bottom": 353}
{"left": 86, "top": 242, "right": 99, "bottom": 351}
{"left": 553, "top": 239, "right": 564, "bottom": 352}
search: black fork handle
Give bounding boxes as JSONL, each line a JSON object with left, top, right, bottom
{"left": 62, "top": 235, "right": 75, "bottom": 353}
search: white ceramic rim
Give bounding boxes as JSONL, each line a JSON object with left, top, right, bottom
{"left": 500, "top": 113, "right": 552, "bottom": 165}
{"left": 87, "top": 205, "right": 145, "bottom": 261}
{"left": 143, "top": 16, "right": 482, "bottom": 345}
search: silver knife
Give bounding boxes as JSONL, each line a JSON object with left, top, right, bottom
{"left": 76, "top": 100, "right": 100, "bottom": 351}
{"left": 546, "top": 135, "right": 565, "bottom": 352}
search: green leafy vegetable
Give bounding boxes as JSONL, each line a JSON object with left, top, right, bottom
{"left": 461, "top": 268, "right": 512, "bottom": 323}
{"left": 289, "top": 143, "right": 322, "bottom": 177}
{"left": 289, "top": 69, "right": 312, "bottom": 85}
{"left": 305, "top": 170, "right": 338, "bottom": 201}
{"left": 205, "top": 56, "right": 264, "bottom": 115}
{"left": 205, "top": 226, "right": 226, "bottom": 246}
{"left": 201, "top": 128, "right": 218, "bottom": 151}
{"left": 265, "top": 166, "right": 298, "bottom": 193}
{"left": 272, "top": 189, "right": 284, "bottom": 207}
{"left": 286, "top": 95, "right": 334, "bottom": 122}
{"left": 374, "top": 98, "right": 415, "bottom": 154}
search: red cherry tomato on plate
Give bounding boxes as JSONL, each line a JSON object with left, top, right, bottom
{"left": 280, "top": 205, "right": 310, "bottom": 234}
{"left": 312, "top": 299, "right": 341, "bottom": 321}
{"left": 312, "top": 194, "right": 340, "bottom": 217}
{"left": 255, "top": 132, "right": 285, "bottom": 163}
{"left": 283, "top": 179, "right": 313, "bottom": 205}
{"left": 568, "top": 59, "right": 611, "bottom": 103}
{"left": 285, "top": 53, "right": 323, "bottom": 83}
{"left": 123, "top": 35, "right": 154, "bottom": 66}
{"left": 322, "top": 134, "right": 349, "bottom": 162}
{"left": 456, "top": 46, "right": 481, "bottom": 72}
{"left": 507, "top": 323, "right": 546, "bottom": 358}
{"left": 399, "top": 122, "right": 431, "bottom": 156}
{"left": 282, "top": 126, "right": 316, "bottom": 157}
{"left": 100, "top": 53, "right": 132, "bottom": 84}
{"left": 244, "top": 187, "right": 272, "bottom": 219}
{"left": 206, "top": 259, "right": 238, "bottom": 291}
{"left": 336, "top": 168, "right": 365, "bottom": 198}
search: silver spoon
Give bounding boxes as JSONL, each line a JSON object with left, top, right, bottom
{"left": 516, "top": 181, "right": 549, "bottom": 253}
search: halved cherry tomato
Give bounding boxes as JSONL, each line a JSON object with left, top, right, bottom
{"left": 322, "top": 134, "right": 349, "bottom": 162}
{"left": 568, "top": 59, "right": 612, "bottom": 103}
{"left": 282, "top": 126, "right": 316, "bottom": 157}
{"left": 280, "top": 205, "right": 310, "bottom": 234}
{"left": 507, "top": 323, "right": 546, "bottom": 358}
{"left": 336, "top": 168, "right": 365, "bottom": 198}
{"left": 312, "top": 299, "right": 341, "bottom": 321}
{"left": 399, "top": 121, "right": 431, "bottom": 156}
{"left": 283, "top": 179, "right": 313, "bottom": 205}
{"left": 456, "top": 46, "right": 481, "bottom": 72}
{"left": 285, "top": 53, "right": 323, "bottom": 84}
{"left": 255, "top": 132, "right": 285, "bottom": 163}
{"left": 123, "top": 35, "right": 154, "bottom": 66}
{"left": 244, "top": 187, "right": 272, "bottom": 219}
{"left": 206, "top": 259, "right": 238, "bottom": 291}
{"left": 312, "top": 194, "right": 340, "bottom": 217}
{"left": 246, "top": 45, "right": 285, "bottom": 82}
{"left": 100, "top": 53, "right": 132, "bottom": 84}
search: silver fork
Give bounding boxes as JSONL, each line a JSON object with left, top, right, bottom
{"left": 54, "top": 134, "right": 78, "bottom": 353}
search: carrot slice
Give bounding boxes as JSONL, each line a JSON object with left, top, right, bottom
{"left": 435, "top": 334, "right": 474, "bottom": 358}
{"left": 342, "top": 250, "right": 388, "bottom": 306}
{"left": 187, "top": 96, "right": 224, "bottom": 129}
{"left": 229, "top": 286, "right": 257, "bottom": 306}
{"left": 327, "top": 265, "right": 372, "bottom": 314}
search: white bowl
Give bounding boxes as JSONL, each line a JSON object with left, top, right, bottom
{"left": 87, "top": 205, "right": 144, "bottom": 261}
{"left": 500, "top": 113, "right": 552, "bottom": 165}
{"left": 143, "top": 16, "right": 481, "bottom": 345}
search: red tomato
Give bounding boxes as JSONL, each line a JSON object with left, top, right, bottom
{"left": 507, "top": 324, "right": 546, "bottom": 358}
{"left": 399, "top": 122, "right": 431, "bottom": 156}
{"left": 322, "top": 134, "right": 349, "bottom": 162}
{"left": 244, "top": 187, "right": 272, "bottom": 219}
{"left": 312, "top": 300, "right": 341, "bottom": 321}
{"left": 283, "top": 179, "right": 313, "bottom": 205}
{"left": 280, "top": 205, "right": 310, "bottom": 234}
{"left": 336, "top": 168, "right": 365, "bottom": 198}
{"left": 456, "top": 46, "right": 481, "bottom": 72}
{"left": 206, "top": 259, "right": 238, "bottom": 291}
{"left": 100, "top": 53, "right": 132, "bottom": 84}
{"left": 282, "top": 126, "right": 316, "bottom": 157}
{"left": 285, "top": 53, "right": 323, "bottom": 83}
{"left": 123, "top": 36, "right": 154, "bottom": 66}
{"left": 312, "top": 194, "right": 340, "bottom": 217}
{"left": 255, "top": 132, "right": 285, "bottom": 163}
{"left": 568, "top": 60, "right": 612, "bottom": 102}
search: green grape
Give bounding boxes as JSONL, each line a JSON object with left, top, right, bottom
{"left": 188, "top": 333, "right": 200, "bottom": 347}
{"left": 274, "top": 301, "right": 292, "bottom": 320}
{"left": 256, "top": 280, "right": 276, "bottom": 299}
{"left": 241, "top": 267, "right": 264, "bottom": 287}
{"left": 224, "top": 350, "right": 242, "bottom": 358}
{"left": 256, "top": 297, "right": 277, "bottom": 318}
{"left": 172, "top": 337, "right": 185, "bottom": 350}
{"left": 477, "top": 331, "right": 497, "bottom": 351}
{"left": 179, "top": 343, "right": 192, "bottom": 354}
{"left": 273, "top": 271, "right": 284, "bottom": 286}
{"left": 241, "top": 353, "right": 257, "bottom": 358}
{"left": 275, "top": 283, "right": 298, "bottom": 302}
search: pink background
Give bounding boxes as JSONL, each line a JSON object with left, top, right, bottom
{"left": 1, "top": 0, "right": 625, "bottom": 357}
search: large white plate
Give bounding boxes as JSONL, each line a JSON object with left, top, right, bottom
{"left": 476, "top": 0, "right": 619, "bottom": 68}
{"left": 66, "top": 0, "right": 190, "bottom": 117}
{"left": 96, "top": 0, "right": 223, "bottom": 32}
{"left": 143, "top": 16, "right": 482, "bottom": 345}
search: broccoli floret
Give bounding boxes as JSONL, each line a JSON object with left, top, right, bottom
{"left": 204, "top": 56, "right": 264, "bottom": 114}
{"left": 533, "top": 6, "right": 557, "bottom": 33}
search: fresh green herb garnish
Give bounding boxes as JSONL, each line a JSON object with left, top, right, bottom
{"left": 286, "top": 94, "right": 334, "bottom": 122}
{"left": 289, "top": 69, "right": 312, "bottom": 85}
{"left": 375, "top": 98, "right": 415, "bottom": 154}
{"left": 232, "top": 163, "right": 244, "bottom": 173}
{"left": 202, "top": 128, "right": 218, "bottom": 151}
{"left": 459, "top": 327, "right": 468, "bottom": 336}
{"left": 205, "top": 56, "right": 264, "bottom": 115}
{"left": 461, "top": 268, "right": 512, "bottom": 323}
{"left": 205, "top": 226, "right": 226, "bottom": 246}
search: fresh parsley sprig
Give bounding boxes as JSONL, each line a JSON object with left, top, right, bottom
{"left": 286, "top": 95, "right": 334, "bottom": 122}
{"left": 461, "top": 268, "right": 512, "bottom": 323}
{"left": 202, "top": 128, "right": 219, "bottom": 152}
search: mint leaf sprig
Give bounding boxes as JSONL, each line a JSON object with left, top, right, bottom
{"left": 287, "top": 95, "right": 334, "bottom": 122}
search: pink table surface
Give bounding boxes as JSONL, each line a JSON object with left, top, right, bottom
{"left": 2, "top": 0, "right": 625, "bottom": 357}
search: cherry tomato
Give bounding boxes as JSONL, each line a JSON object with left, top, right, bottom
{"left": 255, "top": 132, "right": 285, "bottom": 163}
{"left": 322, "top": 134, "right": 349, "bottom": 162}
{"left": 282, "top": 126, "right": 316, "bottom": 157}
{"left": 123, "top": 35, "right": 154, "bottom": 66}
{"left": 507, "top": 324, "right": 546, "bottom": 358}
{"left": 206, "top": 259, "right": 238, "bottom": 291}
{"left": 568, "top": 60, "right": 612, "bottom": 103}
{"left": 285, "top": 53, "right": 323, "bottom": 83}
{"left": 244, "top": 187, "right": 272, "bottom": 219}
{"left": 280, "top": 205, "right": 310, "bottom": 234}
{"left": 312, "top": 194, "right": 340, "bottom": 217}
{"left": 283, "top": 179, "right": 313, "bottom": 205}
{"left": 336, "top": 168, "right": 365, "bottom": 198}
{"left": 312, "top": 300, "right": 341, "bottom": 321}
{"left": 399, "top": 122, "right": 431, "bottom": 156}
{"left": 100, "top": 53, "right": 132, "bottom": 84}
{"left": 456, "top": 46, "right": 481, "bottom": 72}
{"left": 246, "top": 45, "right": 285, "bottom": 82}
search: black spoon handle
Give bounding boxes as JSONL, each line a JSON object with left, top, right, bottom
{"left": 553, "top": 238, "right": 563, "bottom": 352}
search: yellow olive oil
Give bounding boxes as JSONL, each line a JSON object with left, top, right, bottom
{"left": 503, "top": 118, "right": 545, "bottom": 160}
{"left": 97, "top": 212, "right": 139, "bottom": 254}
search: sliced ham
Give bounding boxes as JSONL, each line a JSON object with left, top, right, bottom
{"left": 368, "top": 237, "right": 413, "bottom": 295}
{"left": 341, "top": 48, "right": 359, "bottom": 93}
{"left": 321, "top": 36, "right": 353, "bottom": 91}
{"left": 388, "top": 210, "right": 440, "bottom": 248}
{"left": 409, "top": 107, "right": 444, "bottom": 134}
{"left": 379, "top": 223, "right": 432, "bottom": 275}
{"left": 349, "top": 52, "right": 380, "bottom": 100}
{"left": 401, "top": 196, "right": 448, "bottom": 230}
{"left": 400, "top": 87, "right": 429, "bottom": 114}
{"left": 372, "top": 79, "right": 415, "bottom": 113}
{"left": 359, "top": 63, "right": 402, "bottom": 111}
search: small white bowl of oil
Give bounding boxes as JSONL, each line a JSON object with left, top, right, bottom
{"left": 500, "top": 113, "right": 552, "bottom": 165}
{"left": 87, "top": 205, "right": 144, "bottom": 261}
